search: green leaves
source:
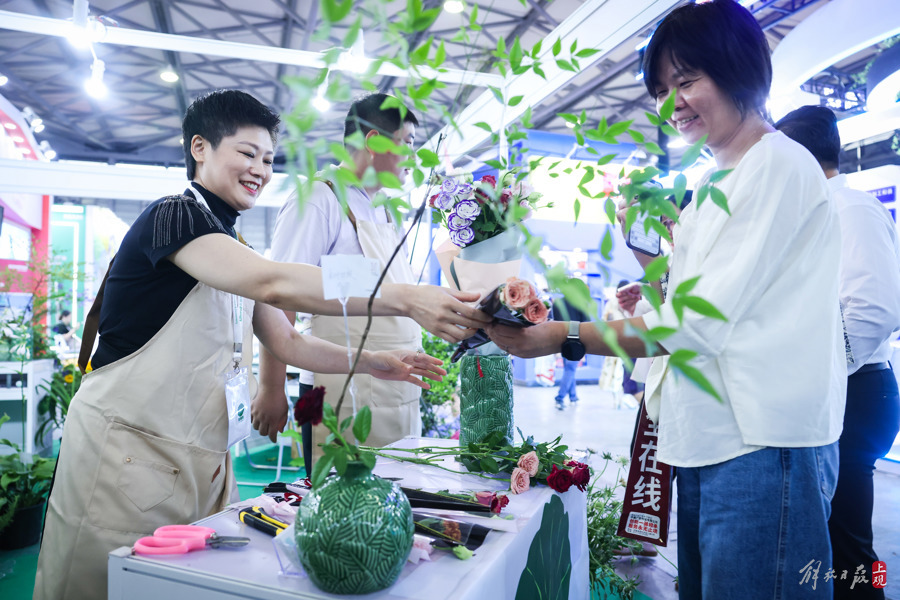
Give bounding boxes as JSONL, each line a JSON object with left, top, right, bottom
{"left": 669, "top": 350, "right": 722, "bottom": 402}
{"left": 680, "top": 135, "right": 708, "bottom": 169}
{"left": 366, "top": 134, "right": 406, "bottom": 155}
{"left": 642, "top": 255, "right": 669, "bottom": 283}
{"left": 352, "top": 406, "right": 372, "bottom": 445}
{"left": 417, "top": 148, "right": 439, "bottom": 168}
{"left": 320, "top": 0, "right": 354, "bottom": 23}
{"left": 658, "top": 89, "right": 677, "bottom": 123}
{"left": 310, "top": 453, "right": 334, "bottom": 488}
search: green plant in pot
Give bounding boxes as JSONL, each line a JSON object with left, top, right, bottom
{"left": 34, "top": 359, "right": 81, "bottom": 446}
{"left": 292, "top": 388, "right": 414, "bottom": 595}
{"left": 0, "top": 413, "right": 56, "bottom": 549}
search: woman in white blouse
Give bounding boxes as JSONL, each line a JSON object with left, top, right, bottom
{"left": 488, "top": 1, "right": 845, "bottom": 598}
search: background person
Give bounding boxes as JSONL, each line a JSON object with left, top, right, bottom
{"left": 34, "top": 89, "right": 488, "bottom": 600}
{"left": 255, "top": 93, "right": 422, "bottom": 470}
{"left": 51, "top": 309, "right": 79, "bottom": 352}
{"left": 551, "top": 295, "right": 589, "bottom": 410}
{"left": 487, "top": 2, "right": 845, "bottom": 598}
{"left": 776, "top": 105, "right": 900, "bottom": 600}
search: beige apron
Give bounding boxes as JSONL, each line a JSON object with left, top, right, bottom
{"left": 33, "top": 282, "right": 255, "bottom": 600}
{"left": 310, "top": 215, "right": 422, "bottom": 457}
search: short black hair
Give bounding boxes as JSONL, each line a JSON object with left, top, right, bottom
{"left": 643, "top": 0, "right": 772, "bottom": 119}
{"left": 344, "top": 93, "right": 419, "bottom": 147}
{"left": 774, "top": 105, "right": 841, "bottom": 170}
{"left": 182, "top": 90, "right": 281, "bottom": 180}
{"left": 59, "top": 310, "right": 71, "bottom": 320}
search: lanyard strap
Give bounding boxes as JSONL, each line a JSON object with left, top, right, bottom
{"left": 190, "top": 184, "right": 244, "bottom": 367}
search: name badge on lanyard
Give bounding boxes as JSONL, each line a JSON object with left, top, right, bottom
{"left": 190, "top": 184, "right": 252, "bottom": 449}
{"left": 225, "top": 294, "right": 251, "bottom": 449}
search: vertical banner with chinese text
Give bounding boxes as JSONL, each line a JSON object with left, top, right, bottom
{"left": 617, "top": 401, "right": 672, "bottom": 546}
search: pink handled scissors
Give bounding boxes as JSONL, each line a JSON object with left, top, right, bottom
{"left": 133, "top": 524, "right": 250, "bottom": 556}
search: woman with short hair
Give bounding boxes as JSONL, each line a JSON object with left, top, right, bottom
{"left": 489, "top": 2, "right": 844, "bottom": 597}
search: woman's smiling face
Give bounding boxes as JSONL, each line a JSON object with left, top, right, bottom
{"left": 191, "top": 125, "right": 274, "bottom": 211}
{"left": 654, "top": 53, "right": 745, "bottom": 157}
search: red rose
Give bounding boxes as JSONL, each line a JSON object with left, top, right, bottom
{"left": 491, "top": 494, "right": 510, "bottom": 514}
{"left": 429, "top": 194, "right": 438, "bottom": 207}
{"left": 294, "top": 385, "right": 325, "bottom": 426}
{"left": 499, "top": 188, "right": 513, "bottom": 206}
{"left": 572, "top": 465, "right": 591, "bottom": 491}
{"left": 480, "top": 175, "right": 497, "bottom": 188}
{"left": 546, "top": 464, "right": 573, "bottom": 493}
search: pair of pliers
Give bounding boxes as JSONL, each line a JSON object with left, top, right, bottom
{"left": 239, "top": 506, "right": 289, "bottom": 537}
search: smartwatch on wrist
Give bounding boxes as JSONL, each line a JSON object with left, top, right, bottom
{"left": 560, "top": 320, "right": 586, "bottom": 361}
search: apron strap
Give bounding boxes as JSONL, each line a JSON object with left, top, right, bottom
{"left": 78, "top": 254, "right": 116, "bottom": 374}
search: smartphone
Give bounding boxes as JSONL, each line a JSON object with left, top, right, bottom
{"left": 625, "top": 212, "right": 662, "bottom": 257}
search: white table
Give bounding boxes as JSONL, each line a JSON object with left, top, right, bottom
{"left": 108, "top": 438, "right": 588, "bottom": 599}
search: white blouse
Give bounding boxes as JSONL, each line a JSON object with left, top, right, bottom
{"left": 642, "top": 132, "right": 846, "bottom": 468}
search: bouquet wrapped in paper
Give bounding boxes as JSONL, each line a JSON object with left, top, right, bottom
{"left": 450, "top": 277, "right": 551, "bottom": 362}
{"left": 431, "top": 170, "right": 549, "bottom": 445}
{"left": 432, "top": 170, "right": 548, "bottom": 354}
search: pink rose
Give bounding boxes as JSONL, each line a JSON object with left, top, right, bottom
{"left": 499, "top": 188, "right": 514, "bottom": 206}
{"left": 474, "top": 491, "right": 496, "bottom": 507}
{"left": 510, "top": 467, "right": 531, "bottom": 495}
{"left": 523, "top": 298, "right": 549, "bottom": 324}
{"left": 517, "top": 451, "right": 539, "bottom": 477}
{"left": 502, "top": 277, "right": 536, "bottom": 310}
{"left": 475, "top": 491, "right": 510, "bottom": 514}
{"left": 480, "top": 175, "right": 497, "bottom": 188}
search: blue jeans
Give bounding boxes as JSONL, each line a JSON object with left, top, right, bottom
{"left": 677, "top": 443, "right": 839, "bottom": 599}
{"left": 555, "top": 358, "right": 578, "bottom": 402}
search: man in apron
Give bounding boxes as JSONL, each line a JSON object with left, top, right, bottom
{"left": 255, "top": 94, "right": 423, "bottom": 467}
{"left": 34, "top": 90, "right": 488, "bottom": 600}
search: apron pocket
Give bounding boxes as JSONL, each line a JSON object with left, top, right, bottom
{"left": 87, "top": 420, "right": 226, "bottom": 534}
{"left": 117, "top": 456, "right": 179, "bottom": 512}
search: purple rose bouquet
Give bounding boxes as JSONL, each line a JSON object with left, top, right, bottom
{"left": 429, "top": 170, "right": 547, "bottom": 248}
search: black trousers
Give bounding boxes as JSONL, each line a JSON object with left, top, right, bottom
{"left": 830, "top": 366, "right": 900, "bottom": 599}
{"left": 296, "top": 382, "right": 314, "bottom": 478}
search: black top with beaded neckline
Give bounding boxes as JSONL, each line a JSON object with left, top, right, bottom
{"left": 91, "top": 184, "right": 240, "bottom": 369}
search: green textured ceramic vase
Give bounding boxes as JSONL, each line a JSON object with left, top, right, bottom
{"left": 294, "top": 462, "right": 414, "bottom": 595}
{"left": 459, "top": 354, "right": 514, "bottom": 446}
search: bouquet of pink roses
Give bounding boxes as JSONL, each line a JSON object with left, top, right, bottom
{"left": 450, "top": 276, "right": 551, "bottom": 362}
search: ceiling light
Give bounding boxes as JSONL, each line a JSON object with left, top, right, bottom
{"left": 11, "top": 135, "right": 24, "bottom": 143}
{"left": 0, "top": 74, "right": 7, "bottom": 86}
{"left": 868, "top": 43, "right": 900, "bottom": 112}
{"left": 39, "top": 141, "right": 56, "bottom": 160}
{"left": 4, "top": 123, "right": 16, "bottom": 130}
{"left": 312, "top": 93, "right": 331, "bottom": 112}
{"left": 32, "top": 122, "right": 45, "bottom": 133}
{"left": 444, "top": 1, "right": 465, "bottom": 13}
{"left": 85, "top": 58, "right": 107, "bottom": 98}
{"left": 338, "top": 31, "right": 368, "bottom": 74}
{"left": 160, "top": 68, "right": 179, "bottom": 83}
